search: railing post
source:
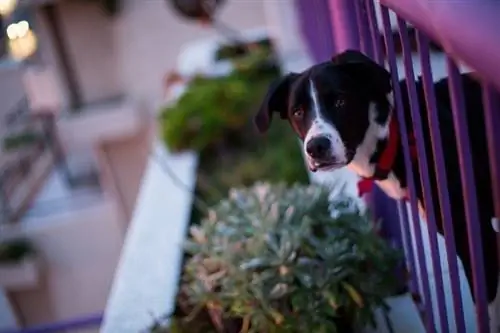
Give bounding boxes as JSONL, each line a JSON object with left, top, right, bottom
{"left": 294, "top": 0, "right": 336, "bottom": 62}
{"left": 328, "top": 0, "right": 360, "bottom": 53}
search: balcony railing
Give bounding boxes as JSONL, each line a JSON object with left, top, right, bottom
{"left": 295, "top": 0, "right": 500, "bottom": 332}
{"left": 0, "top": 100, "right": 56, "bottom": 224}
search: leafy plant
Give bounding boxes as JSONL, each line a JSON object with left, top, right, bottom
{"left": 174, "top": 183, "right": 402, "bottom": 333}
{"left": 0, "top": 238, "right": 36, "bottom": 263}
{"left": 160, "top": 40, "right": 279, "bottom": 153}
{"left": 215, "top": 38, "right": 273, "bottom": 61}
{"left": 160, "top": 72, "right": 265, "bottom": 153}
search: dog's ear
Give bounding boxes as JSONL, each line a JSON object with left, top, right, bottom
{"left": 331, "top": 49, "right": 392, "bottom": 96}
{"left": 254, "top": 73, "right": 299, "bottom": 133}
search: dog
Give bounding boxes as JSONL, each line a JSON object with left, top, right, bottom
{"left": 254, "top": 49, "right": 499, "bottom": 331}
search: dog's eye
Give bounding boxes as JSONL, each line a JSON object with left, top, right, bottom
{"left": 335, "top": 99, "right": 346, "bottom": 109}
{"left": 293, "top": 108, "right": 304, "bottom": 118}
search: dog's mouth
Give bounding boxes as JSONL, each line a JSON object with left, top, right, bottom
{"left": 307, "top": 159, "right": 345, "bottom": 172}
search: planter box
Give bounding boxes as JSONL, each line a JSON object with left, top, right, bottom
{"left": 0, "top": 257, "right": 39, "bottom": 290}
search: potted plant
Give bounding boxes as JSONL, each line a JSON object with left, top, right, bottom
{"left": 158, "top": 183, "right": 402, "bottom": 333}
{"left": 0, "top": 238, "right": 39, "bottom": 290}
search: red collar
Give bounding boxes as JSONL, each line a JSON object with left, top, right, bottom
{"left": 358, "top": 116, "right": 400, "bottom": 197}
{"left": 373, "top": 116, "right": 400, "bottom": 180}
{"left": 357, "top": 116, "right": 418, "bottom": 198}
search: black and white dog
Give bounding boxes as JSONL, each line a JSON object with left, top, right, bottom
{"left": 255, "top": 49, "right": 499, "bottom": 330}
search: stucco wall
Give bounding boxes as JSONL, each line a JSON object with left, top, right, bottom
{"left": 3, "top": 199, "right": 123, "bottom": 328}
{"left": 113, "top": 0, "right": 267, "bottom": 111}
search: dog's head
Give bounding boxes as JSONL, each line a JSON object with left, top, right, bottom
{"left": 255, "top": 50, "right": 393, "bottom": 172}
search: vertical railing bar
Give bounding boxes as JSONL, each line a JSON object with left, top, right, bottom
{"left": 365, "top": 0, "right": 384, "bottom": 65}
{"left": 446, "top": 58, "right": 489, "bottom": 332}
{"left": 398, "top": 21, "right": 450, "bottom": 333}
{"left": 377, "top": 3, "right": 420, "bottom": 300}
{"left": 380, "top": 6, "right": 436, "bottom": 331}
{"left": 482, "top": 85, "right": 500, "bottom": 227}
{"left": 397, "top": 199, "right": 419, "bottom": 294}
{"left": 416, "top": 31, "right": 467, "bottom": 333}
{"left": 314, "top": 0, "right": 330, "bottom": 60}
{"left": 353, "top": 0, "right": 366, "bottom": 54}
{"left": 365, "top": 0, "right": 419, "bottom": 296}
{"left": 353, "top": 0, "right": 374, "bottom": 58}
{"left": 481, "top": 85, "right": 500, "bottom": 272}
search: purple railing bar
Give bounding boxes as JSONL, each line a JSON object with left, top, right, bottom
{"left": 363, "top": 0, "right": 418, "bottom": 295}
{"left": 0, "top": 313, "right": 103, "bottom": 333}
{"left": 446, "top": 59, "right": 489, "bottom": 332}
{"left": 372, "top": 186, "right": 408, "bottom": 287}
{"left": 380, "top": 6, "right": 435, "bottom": 331}
{"left": 376, "top": 4, "right": 419, "bottom": 298}
{"left": 294, "top": 0, "right": 336, "bottom": 62}
{"left": 353, "top": 0, "right": 373, "bottom": 58}
{"left": 364, "top": 0, "right": 383, "bottom": 65}
{"left": 328, "top": 0, "right": 360, "bottom": 53}
{"left": 397, "top": 19, "right": 449, "bottom": 333}
{"left": 378, "top": 0, "right": 500, "bottom": 92}
{"left": 482, "top": 85, "right": 500, "bottom": 228}
{"left": 314, "top": 0, "right": 335, "bottom": 60}
{"left": 396, "top": 199, "right": 418, "bottom": 294}
{"left": 417, "top": 31, "right": 466, "bottom": 333}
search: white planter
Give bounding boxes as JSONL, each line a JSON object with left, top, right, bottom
{"left": 0, "top": 256, "right": 39, "bottom": 290}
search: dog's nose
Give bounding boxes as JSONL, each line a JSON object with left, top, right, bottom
{"left": 306, "top": 137, "right": 331, "bottom": 159}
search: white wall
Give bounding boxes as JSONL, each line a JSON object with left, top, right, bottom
{"left": 57, "top": 1, "right": 123, "bottom": 104}
{"left": 113, "top": 0, "right": 268, "bottom": 111}
{"left": 0, "top": 290, "right": 18, "bottom": 331}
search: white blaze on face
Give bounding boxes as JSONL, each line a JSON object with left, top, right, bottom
{"left": 304, "top": 79, "right": 347, "bottom": 164}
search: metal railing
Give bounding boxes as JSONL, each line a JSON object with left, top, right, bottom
{"left": 0, "top": 313, "right": 103, "bottom": 333}
{"left": 0, "top": 107, "right": 55, "bottom": 224}
{"left": 294, "top": 0, "right": 500, "bottom": 332}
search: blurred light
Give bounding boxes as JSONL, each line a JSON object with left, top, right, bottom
{"left": 6, "top": 20, "right": 38, "bottom": 61}
{"left": 0, "top": 0, "right": 17, "bottom": 17}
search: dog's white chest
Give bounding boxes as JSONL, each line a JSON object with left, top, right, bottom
{"left": 375, "top": 173, "right": 408, "bottom": 200}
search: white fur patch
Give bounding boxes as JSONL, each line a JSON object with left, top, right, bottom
{"left": 492, "top": 217, "right": 500, "bottom": 233}
{"left": 375, "top": 172, "right": 408, "bottom": 200}
{"left": 347, "top": 103, "right": 391, "bottom": 178}
{"left": 304, "top": 80, "right": 347, "bottom": 163}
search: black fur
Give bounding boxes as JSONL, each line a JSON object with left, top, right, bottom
{"left": 394, "top": 75, "right": 499, "bottom": 303}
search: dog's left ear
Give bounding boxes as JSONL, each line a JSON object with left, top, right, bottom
{"left": 331, "top": 49, "right": 392, "bottom": 96}
{"left": 254, "top": 73, "right": 299, "bottom": 133}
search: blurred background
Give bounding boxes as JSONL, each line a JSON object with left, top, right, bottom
{"left": 0, "top": 0, "right": 314, "bottom": 331}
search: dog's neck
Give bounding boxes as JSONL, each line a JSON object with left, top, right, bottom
{"left": 347, "top": 103, "right": 396, "bottom": 179}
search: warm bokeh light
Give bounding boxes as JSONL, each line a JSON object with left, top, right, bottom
{"left": 6, "top": 20, "right": 38, "bottom": 61}
{"left": 0, "top": 0, "right": 17, "bottom": 17}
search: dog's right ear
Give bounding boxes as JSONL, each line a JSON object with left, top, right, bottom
{"left": 254, "top": 73, "right": 299, "bottom": 133}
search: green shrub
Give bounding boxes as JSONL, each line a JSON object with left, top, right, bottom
{"left": 173, "top": 183, "right": 402, "bottom": 333}
{"left": 215, "top": 38, "right": 273, "bottom": 61}
{"left": 195, "top": 120, "right": 308, "bottom": 208}
{"left": 160, "top": 72, "right": 265, "bottom": 153}
{"left": 160, "top": 41, "right": 279, "bottom": 153}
